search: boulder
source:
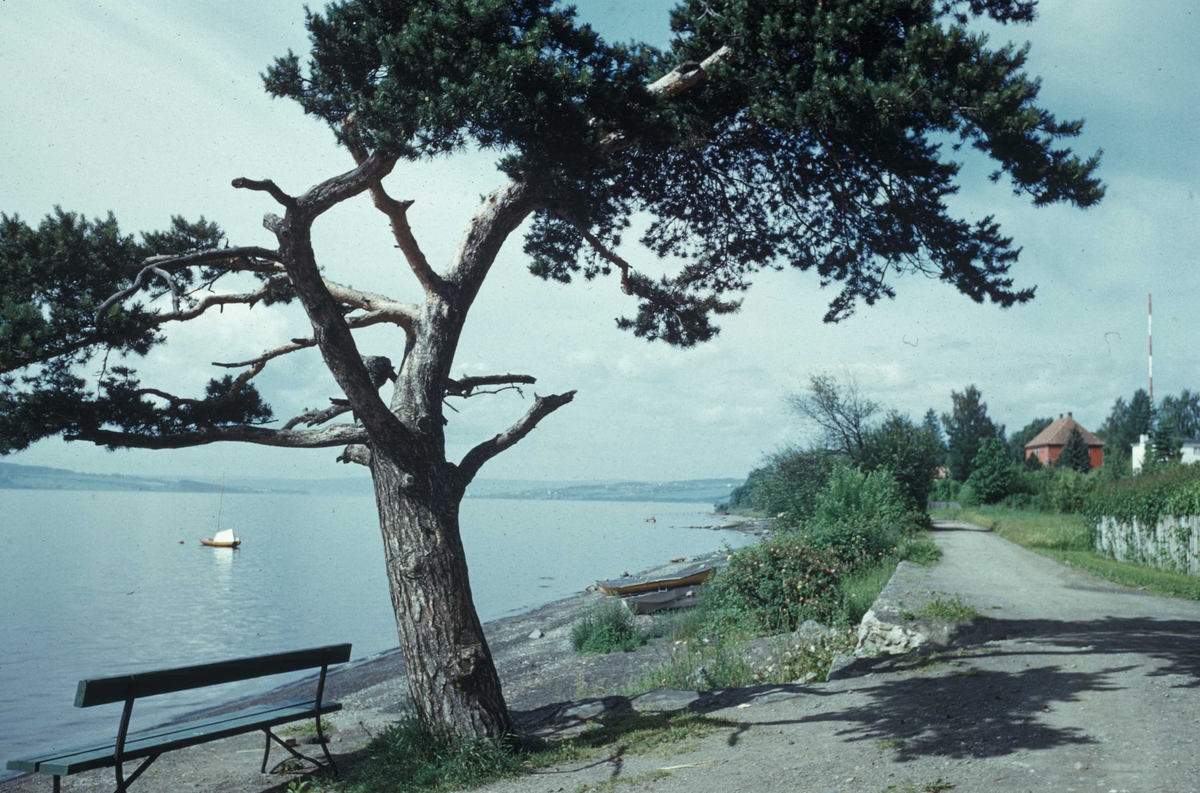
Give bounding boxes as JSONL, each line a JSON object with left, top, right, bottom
{"left": 855, "top": 609, "right": 928, "bottom": 656}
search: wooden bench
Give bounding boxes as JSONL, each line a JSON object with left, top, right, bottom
{"left": 6, "top": 643, "right": 351, "bottom": 792}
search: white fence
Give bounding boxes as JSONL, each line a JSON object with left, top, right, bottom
{"left": 1095, "top": 515, "right": 1200, "bottom": 576}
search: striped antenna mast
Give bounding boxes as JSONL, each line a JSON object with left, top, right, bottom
{"left": 1148, "top": 293, "right": 1153, "bottom": 401}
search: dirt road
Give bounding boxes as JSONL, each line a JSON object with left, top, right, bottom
{"left": 484, "top": 521, "right": 1200, "bottom": 793}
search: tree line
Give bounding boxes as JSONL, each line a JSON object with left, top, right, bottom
{"left": 730, "top": 378, "right": 1200, "bottom": 520}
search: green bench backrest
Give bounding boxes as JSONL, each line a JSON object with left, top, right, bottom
{"left": 74, "top": 643, "right": 352, "bottom": 707}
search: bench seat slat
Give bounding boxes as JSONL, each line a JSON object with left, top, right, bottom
{"left": 8, "top": 698, "right": 320, "bottom": 770}
{"left": 9, "top": 699, "right": 341, "bottom": 776}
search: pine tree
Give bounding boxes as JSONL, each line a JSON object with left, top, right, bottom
{"left": 942, "top": 386, "right": 1005, "bottom": 481}
{"left": 1098, "top": 389, "right": 1155, "bottom": 454}
{"left": 0, "top": 0, "right": 1105, "bottom": 738}
{"left": 1152, "top": 422, "right": 1182, "bottom": 464}
{"left": 1058, "top": 427, "right": 1093, "bottom": 472}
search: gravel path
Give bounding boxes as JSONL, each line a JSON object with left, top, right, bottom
{"left": 481, "top": 521, "right": 1200, "bottom": 793}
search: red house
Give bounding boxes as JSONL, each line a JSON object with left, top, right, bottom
{"left": 1024, "top": 413, "right": 1105, "bottom": 468}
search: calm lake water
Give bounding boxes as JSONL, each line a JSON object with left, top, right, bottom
{"left": 0, "top": 491, "right": 748, "bottom": 777}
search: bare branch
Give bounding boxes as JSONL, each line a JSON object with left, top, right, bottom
{"left": 231, "top": 177, "right": 297, "bottom": 209}
{"left": 212, "top": 309, "right": 398, "bottom": 369}
{"left": 65, "top": 422, "right": 368, "bottom": 450}
{"left": 457, "top": 390, "right": 577, "bottom": 482}
{"left": 137, "top": 362, "right": 266, "bottom": 408}
{"left": 345, "top": 135, "right": 442, "bottom": 295}
{"left": 268, "top": 155, "right": 412, "bottom": 452}
{"left": 283, "top": 403, "right": 353, "bottom": 430}
{"left": 648, "top": 46, "right": 734, "bottom": 100}
{"left": 297, "top": 149, "right": 397, "bottom": 220}
{"left": 445, "top": 374, "right": 537, "bottom": 399}
{"left": 599, "top": 46, "right": 734, "bottom": 153}
{"left": 94, "top": 246, "right": 282, "bottom": 324}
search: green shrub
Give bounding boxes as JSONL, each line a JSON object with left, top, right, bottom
{"left": 813, "top": 465, "right": 907, "bottom": 525}
{"left": 728, "top": 448, "right": 837, "bottom": 521}
{"left": 570, "top": 601, "right": 647, "bottom": 654}
{"left": 900, "top": 509, "right": 934, "bottom": 535}
{"left": 1048, "top": 468, "right": 1097, "bottom": 514}
{"left": 1084, "top": 462, "right": 1200, "bottom": 528}
{"left": 804, "top": 517, "right": 901, "bottom": 571}
{"left": 705, "top": 533, "right": 846, "bottom": 632}
{"left": 956, "top": 482, "right": 980, "bottom": 507}
{"left": 1001, "top": 492, "right": 1032, "bottom": 509}
{"left": 929, "top": 479, "right": 960, "bottom": 502}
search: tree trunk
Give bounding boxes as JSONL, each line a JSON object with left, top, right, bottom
{"left": 369, "top": 448, "right": 511, "bottom": 737}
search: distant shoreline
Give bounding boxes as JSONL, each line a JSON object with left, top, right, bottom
{"left": 0, "top": 462, "right": 742, "bottom": 503}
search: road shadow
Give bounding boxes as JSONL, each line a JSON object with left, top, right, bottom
{"left": 955, "top": 614, "right": 1200, "bottom": 686}
{"left": 794, "top": 661, "right": 1117, "bottom": 761}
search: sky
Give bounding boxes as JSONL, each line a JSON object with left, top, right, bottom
{"left": 1, "top": 0, "right": 1198, "bottom": 483}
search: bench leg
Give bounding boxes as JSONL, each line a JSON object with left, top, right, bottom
{"left": 53, "top": 776, "right": 60, "bottom": 793}
{"left": 112, "top": 754, "right": 159, "bottom": 792}
{"left": 260, "top": 729, "right": 336, "bottom": 776}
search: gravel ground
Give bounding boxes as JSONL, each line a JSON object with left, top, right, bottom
{"left": 8, "top": 522, "right": 1200, "bottom": 793}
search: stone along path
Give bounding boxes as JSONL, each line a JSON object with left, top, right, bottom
{"left": 484, "top": 521, "right": 1200, "bottom": 793}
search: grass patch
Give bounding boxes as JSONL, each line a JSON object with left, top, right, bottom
{"left": 899, "top": 534, "right": 943, "bottom": 566}
{"left": 930, "top": 506, "right": 1200, "bottom": 600}
{"left": 570, "top": 601, "right": 649, "bottom": 654}
{"left": 842, "top": 559, "right": 899, "bottom": 624}
{"left": 630, "top": 640, "right": 756, "bottom": 693}
{"left": 278, "top": 718, "right": 333, "bottom": 739}
{"left": 325, "top": 711, "right": 735, "bottom": 793}
{"left": 901, "top": 595, "right": 979, "bottom": 622}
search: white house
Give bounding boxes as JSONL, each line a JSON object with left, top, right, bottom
{"left": 1131, "top": 433, "right": 1200, "bottom": 472}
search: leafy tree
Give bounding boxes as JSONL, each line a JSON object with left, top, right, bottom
{"left": 1157, "top": 390, "right": 1200, "bottom": 443}
{"left": 942, "top": 385, "right": 1005, "bottom": 481}
{"left": 1057, "top": 426, "right": 1092, "bottom": 472}
{"left": 861, "top": 411, "right": 943, "bottom": 509}
{"left": 1009, "top": 416, "right": 1053, "bottom": 462}
{"left": 0, "top": 0, "right": 1103, "bottom": 737}
{"left": 965, "top": 437, "right": 1016, "bottom": 503}
{"left": 728, "top": 447, "right": 837, "bottom": 522}
{"left": 788, "top": 374, "right": 879, "bottom": 459}
{"left": 1097, "top": 389, "right": 1154, "bottom": 455}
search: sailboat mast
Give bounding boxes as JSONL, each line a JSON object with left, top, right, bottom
{"left": 217, "top": 473, "right": 225, "bottom": 531}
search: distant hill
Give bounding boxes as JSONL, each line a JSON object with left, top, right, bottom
{"left": 0, "top": 462, "right": 303, "bottom": 494}
{"left": 0, "top": 463, "right": 740, "bottom": 503}
{"left": 479, "top": 478, "right": 743, "bottom": 503}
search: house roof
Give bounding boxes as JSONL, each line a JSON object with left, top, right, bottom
{"left": 1024, "top": 414, "right": 1105, "bottom": 449}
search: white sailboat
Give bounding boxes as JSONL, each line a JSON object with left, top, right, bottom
{"left": 200, "top": 476, "right": 242, "bottom": 548}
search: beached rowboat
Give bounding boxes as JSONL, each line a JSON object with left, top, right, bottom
{"left": 596, "top": 563, "right": 714, "bottom": 596}
{"left": 621, "top": 585, "right": 705, "bottom": 615}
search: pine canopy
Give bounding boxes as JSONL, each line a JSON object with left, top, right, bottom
{"left": 1, "top": 0, "right": 1103, "bottom": 454}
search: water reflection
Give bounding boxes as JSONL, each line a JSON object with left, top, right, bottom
{"left": 208, "top": 544, "right": 235, "bottom": 590}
